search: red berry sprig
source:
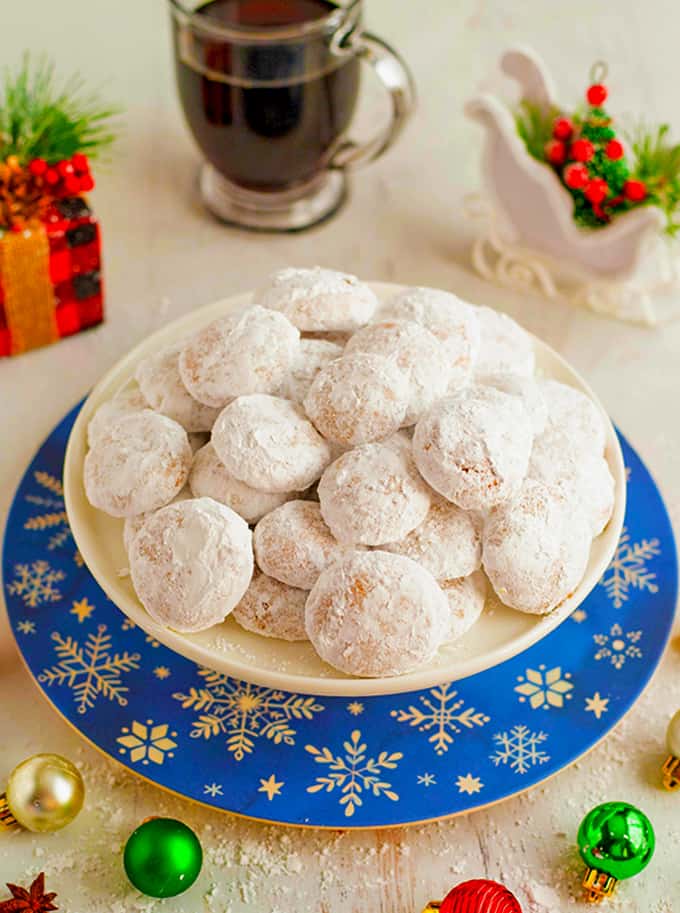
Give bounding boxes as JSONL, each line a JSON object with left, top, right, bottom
{"left": 26, "top": 154, "right": 95, "bottom": 199}
{"left": 545, "top": 139, "right": 567, "bottom": 165}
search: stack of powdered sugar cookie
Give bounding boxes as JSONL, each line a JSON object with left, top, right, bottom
{"left": 84, "top": 267, "right": 614, "bottom": 678}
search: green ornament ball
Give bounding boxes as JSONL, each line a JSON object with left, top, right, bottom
{"left": 578, "top": 802, "right": 655, "bottom": 881}
{"left": 123, "top": 817, "right": 203, "bottom": 898}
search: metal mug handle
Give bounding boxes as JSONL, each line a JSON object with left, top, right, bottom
{"left": 331, "top": 32, "right": 417, "bottom": 170}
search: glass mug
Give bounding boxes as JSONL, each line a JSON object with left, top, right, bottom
{"left": 168, "top": 0, "right": 416, "bottom": 230}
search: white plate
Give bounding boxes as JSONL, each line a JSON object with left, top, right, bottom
{"left": 63, "top": 284, "right": 626, "bottom": 697}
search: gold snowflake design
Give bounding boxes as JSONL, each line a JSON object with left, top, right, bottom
{"left": 23, "top": 471, "right": 79, "bottom": 562}
{"left": 390, "top": 683, "right": 489, "bottom": 755}
{"left": 515, "top": 665, "right": 574, "bottom": 710}
{"left": 305, "top": 729, "right": 402, "bottom": 818}
{"left": 173, "top": 668, "right": 324, "bottom": 761}
{"left": 593, "top": 623, "right": 643, "bottom": 669}
{"left": 38, "top": 624, "right": 141, "bottom": 714}
{"left": 8, "top": 560, "right": 65, "bottom": 608}
{"left": 599, "top": 527, "right": 660, "bottom": 608}
{"left": 117, "top": 720, "right": 177, "bottom": 765}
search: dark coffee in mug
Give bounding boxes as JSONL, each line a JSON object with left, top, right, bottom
{"left": 173, "top": 0, "right": 361, "bottom": 191}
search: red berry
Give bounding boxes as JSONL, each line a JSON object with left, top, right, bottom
{"left": 584, "top": 178, "right": 609, "bottom": 204}
{"left": 587, "top": 83, "right": 608, "bottom": 106}
{"left": 57, "top": 160, "right": 75, "bottom": 177}
{"left": 605, "top": 139, "right": 624, "bottom": 160}
{"left": 44, "top": 168, "right": 60, "bottom": 186}
{"left": 71, "top": 153, "right": 90, "bottom": 173}
{"left": 570, "top": 138, "right": 595, "bottom": 163}
{"left": 553, "top": 117, "right": 573, "bottom": 141}
{"left": 624, "top": 179, "right": 647, "bottom": 202}
{"left": 80, "top": 173, "right": 95, "bottom": 192}
{"left": 64, "top": 175, "right": 82, "bottom": 195}
{"left": 28, "top": 157, "right": 47, "bottom": 176}
{"left": 545, "top": 139, "right": 567, "bottom": 165}
{"left": 563, "top": 162, "right": 590, "bottom": 189}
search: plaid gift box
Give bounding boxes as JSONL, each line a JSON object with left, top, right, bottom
{"left": 0, "top": 196, "right": 104, "bottom": 357}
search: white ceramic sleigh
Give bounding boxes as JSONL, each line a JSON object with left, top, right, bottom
{"left": 465, "top": 47, "right": 680, "bottom": 325}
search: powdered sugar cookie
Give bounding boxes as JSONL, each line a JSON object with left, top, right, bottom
{"left": 84, "top": 411, "right": 192, "bottom": 518}
{"left": 441, "top": 570, "right": 487, "bottom": 642}
{"left": 345, "top": 319, "right": 451, "bottom": 425}
{"left": 318, "top": 434, "right": 431, "bottom": 546}
{"left": 254, "top": 266, "right": 378, "bottom": 332}
{"left": 304, "top": 351, "right": 409, "bottom": 445}
{"left": 179, "top": 305, "right": 299, "bottom": 407}
{"left": 381, "top": 287, "right": 480, "bottom": 385}
{"left": 383, "top": 495, "right": 481, "bottom": 579}
{"left": 123, "top": 487, "right": 191, "bottom": 555}
{"left": 233, "top": 570, "right": 308, "bottom": 641}
{"left": 479, "top": 372, "right": 548, "bottom": 435}
{"left": 189, "top": 442, "right": 295, "bottom": 523}
{"left": 282, "top": 338, "right": 344, "bottom": 404}
{"left": 254, "top": 500, "right": 343, "bottom": 590}
{"left": 529, "top": 435, "right": 615, "bottom": 536}
{"left": 474, "top": 306, "right": 535, "bottom": 377}
{"left": 539, "top": 379, "right": 606, "bottom": 455}
{"left": 482, "top": 479, "right": 591, "bottom": 614}
{"left": 135, "top": 343, "right": 221, "bottom": 431}
{"left": 305, "top": 550, "right": 449, "bottom": 677}
{"left": 129, "top": 497, "right": 253, "bottom": 632}
{"left": 212, "top": 394, "right": 331, "bottom": 493}
{"left": 413, "top": 385, "right": 534, "bottom": 511}
{"left": 87, "top": 385, "right": 148, "bottom": 447}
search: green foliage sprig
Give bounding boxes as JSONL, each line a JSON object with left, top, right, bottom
{"left": 0, "top": 54, "right": 119, "bottom": 165}
{"left": 626, "top": 123, "right": 680, "bottom": 236}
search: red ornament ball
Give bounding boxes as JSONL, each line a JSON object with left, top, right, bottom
{"left": 57, "top": 160, "right": 75, "bottom": 177}
{"left": 570, "top": 138, "right": 595, "bottom": 163}
{"left": 440, "top": 879, "right": 522, "bottom": 913}
{"left": 28, "top": 157, "right": 48, "bottom": 177}
{"left": 71, "top": 153, "right": 90, "bottom": 174}
{"left": 584, "top": 178, "right": 609, "bottom": 204}
{"left": 552, "top": 117, "right": 573, "bottom": 141}
{"left": 545, "top": 139, "right": 566, "bottom": 165}
{"left": 605, "top": 139, "right": 624, "bottom": 160}
{"left": 624, "top": 179, "right": 647, "bottom": 202}
{"left": 563, "top": 162, "right": 590, "bottom": 189}
{"left": 587, "top": 83, "right": 608, "bottom": 106}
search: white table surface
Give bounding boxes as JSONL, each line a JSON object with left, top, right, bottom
{"left": 1, "top": 1, "right": 679, "bottom": 910}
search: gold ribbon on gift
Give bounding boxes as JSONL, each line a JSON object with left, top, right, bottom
{"left": 0, "top": 225, "right": 58, "bottom": 355}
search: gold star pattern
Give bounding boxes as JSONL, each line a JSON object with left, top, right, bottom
{"left": 347, "top": 701, "right": 364, "bottom": 716}
{"left": 258, "top": 774, "right": 284, "bottom": 801}
{"left": 571, "top": 609, "right": 587, "bottom": 623}
{"left": 70, "top": 597, "right": 95, "bottom": 623}
{"left": 456, "top": 773, "right": 483, "bottom": 795}
{"left": 585, "top": 692, "right": 609, "bottom": 720}
{"left": 154, "top": 666, "right": 171, "bottom": 680}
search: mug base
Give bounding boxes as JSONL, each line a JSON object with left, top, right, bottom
{"left": 199, "top": 164, "right": 348, "bottom": 232}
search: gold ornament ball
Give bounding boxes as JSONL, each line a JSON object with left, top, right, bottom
{"left": 6, "top": 754, "right": 85, "bottom": 832}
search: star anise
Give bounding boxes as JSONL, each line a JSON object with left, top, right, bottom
{"left": 0, "top": 873, "right": 58, "bottom": 913}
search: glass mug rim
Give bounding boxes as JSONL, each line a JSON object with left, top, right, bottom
{"left": 168, "top": 0, "right": 362, "bottom": 43}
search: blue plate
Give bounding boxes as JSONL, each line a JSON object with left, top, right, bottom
{"left": 2, "top": 404, "right": 677, "bottom": 828}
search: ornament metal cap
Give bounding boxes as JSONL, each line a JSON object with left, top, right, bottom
{"left": 661, "top": 754, "right": 680, "bottom": 791}
{"left": 582, "top": 868, "right": 617, "bottom": 904}
{"left": 421, "top": 905, "right": 441, "bottom": 912}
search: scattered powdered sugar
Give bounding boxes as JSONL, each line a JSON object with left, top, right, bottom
{"left": 482, "top": 479, "right": 592, "bottom": 614}
{"left": 305, "top": 549, "right": 449, "bottom": 676}
{"left": 212, "top": 394, "right": 331, "bottom": 493}
{"left": 318, "top": 434, "right": 431, "bottom": 546}
{"left": 253, "top": 500, "right": 344, "bottom": 590}
{"left": 232, "top": 569, "right": 308, "bottom": 641}
{"left": 179, "top": 306, "right": 300, "bottom": 407}
{"left": 383, "top": 494, "right": 481, "bottom": 579}
{"left": 281, "top": 338, "right": 344, "bottom": 404}
{"left": 381, "top": 286, "right": 481, "bottom": 386}
{"left": 129, "top": 497, "right": 253, "bottom": 632}
{"left": 413, "top": 385, "right": 534, "bottom": 511}
{"left": 304, "top": 350, "right": 410, "bottom": 446}
{"left": 189, "top": 441, "right": 295, "bottom": 523}
{"left": 254, "top": 266, "right": 378, "bottom": 331}
{"left": 84, "top": 411, "right": 192, "bottom": 518}
{"left": 345, "top": 319, "right": 452, "bottom": 425}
